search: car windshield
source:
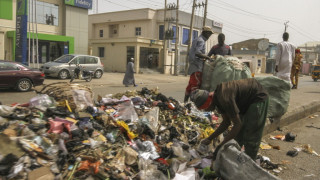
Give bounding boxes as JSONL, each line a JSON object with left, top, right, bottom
{"left": 54, "top": 55, "right": 75, "bottom": 63}
{"left": 314, "top": 66, "right": 320, "bottom": 71}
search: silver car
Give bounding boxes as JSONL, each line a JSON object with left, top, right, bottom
{"left": 41, "top": 54, "right": 104, "bottom": 79}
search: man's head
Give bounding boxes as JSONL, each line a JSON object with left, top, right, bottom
{"left": 283, "top": 32, "right": 289, "bottom": 41}
{"left": 218, "top": 33, "right": 225, "bottom": 46}
{"left": 202, "top": 26, "right": 214, "bottom": 39}
{"left": 191, "top": 89, "right": 214, "bottom": 111}
{"left": 130, "top": 57, "right": 134, "bottom": 62}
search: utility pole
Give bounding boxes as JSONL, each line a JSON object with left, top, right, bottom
{"left": 284, "top": 21, "right": 289, "bottom": 33}
{"left": 184, "top": 0, "right": 196, "bottom": 76}
{"left": 163, "top": 0, "right": 167, "bottom": 74}
{"left": 174, "top": 0, "right": 179, "bottom": 76}
{"left": 202, "top": 0, "right": 208, "bottom": 27}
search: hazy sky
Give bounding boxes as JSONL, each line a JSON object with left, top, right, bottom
{"left": 89, "top": 0, "right": 320, "bottom": 47}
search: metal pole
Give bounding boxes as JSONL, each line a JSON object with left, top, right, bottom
{"left": 31, "top": 0, "right": 35, "bottom": 68}
{"left": 163, "top": 0, "right": 167, "bottom": 74}
{"left": 174, "top": 0, "right": 179, "bottom": 76}
{"left": 28, "top": 0, "right": 31, "bottom": 66}
{"left": 202, "top": 0, "right": 208, "bottom": 27}
{"left": 35, "top": 0, "right": 39, "bottom": 69}
{"left": 184, "top": 0, "right": 196, "bottom": 76}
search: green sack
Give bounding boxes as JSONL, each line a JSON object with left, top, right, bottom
{"left": 255, "top": 76, "right": 291, "bottom": 118}
{"left": 201, "top": 56, "right": 252, "bottom": 91}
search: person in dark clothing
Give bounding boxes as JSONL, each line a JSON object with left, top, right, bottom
{"left": 191, "top": 78, "right": 269, "bottom": 160}
{"left": 123, "top": 58, "right": 138, "bottom": 87}
{"left": 208, "top": 33, "right": 232, "bottom": 57}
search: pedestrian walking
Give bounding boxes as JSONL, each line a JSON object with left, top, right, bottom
{"left": 290, "top": 48, "right": 303, "bottom": 89}
{"left": 207, "top": 33, "right": 232, "bottom": 57}
{"left": 123, "top": 58, "right": 138, "bottom": 87}
{"left": 184, "top": 26, "right": 214, "bottom": 103}
{"left": 275, "top": 32, "right": 296, "bottom": 81}
{"left": 191, "top": 78, "right": 269, "bottom": 160}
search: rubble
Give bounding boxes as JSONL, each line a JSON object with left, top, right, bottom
{"left": 0, "top": 82, "right": 221, "bottom": 180}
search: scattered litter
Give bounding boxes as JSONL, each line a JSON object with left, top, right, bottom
{"left": 286, "top": 150, "right": 299, "bottom": 157}
{"left": 270, "top": 135, "right": 285, "bottom": 141}
{"left": 294, "top": 144, "right": 320, "bottom": 157}
{"left": 0, "top": 83, "right": 226, "bottom": 179}
{"left": 284, "top": 132, "right": 296, "bottom": 142}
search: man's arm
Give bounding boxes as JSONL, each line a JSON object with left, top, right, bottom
{"left": 207, "top": 47, "right": 214, "bottom": 57}
{"left": 218, "top": 114, "right": 242, "bottom": 147}
{"left": 205, "top": 114, "right": 231, "bottom": 142}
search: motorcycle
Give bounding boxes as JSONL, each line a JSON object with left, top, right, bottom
{"left": 70, "top": 64, "right": 93, "bottom": 82}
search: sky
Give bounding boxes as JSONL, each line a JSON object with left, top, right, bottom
{"left": 89, "top": 0, "right": 320, "bottom": 47}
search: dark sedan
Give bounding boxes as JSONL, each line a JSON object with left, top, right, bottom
{"left": 0, "top": 61, "right": 45, "bottom": 92}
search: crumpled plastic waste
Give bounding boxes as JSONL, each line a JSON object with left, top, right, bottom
{"left": 1, "top": 84, "right": 261, "bottom": 180}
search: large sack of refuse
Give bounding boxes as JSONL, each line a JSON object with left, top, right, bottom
{"left": 201, "top": 56, "right": 252, "bottom": 91}
{"left": 256, "top": 76, "right": 291, "bottom": 118}
{"left": 214, "top": 140, "right": 280, "bottom": 180}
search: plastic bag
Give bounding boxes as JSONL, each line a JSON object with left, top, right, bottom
{"left": 213, "top": 140, "right": 280, "bottom": 180}
{"left": 0, "top": 105, "right": 15, "bottom": 117}
{"left": 138, "top": 158, "right": 168, "bottom": 180}
{"left": 72, "top": 89, "right": 93, "bottom": 111}
{"left": 201, "top": 56, "right": 252, "bottom": 91}
{"left": 114, "top": 100, "right": 139, "bottom": 123}
{"left": 29, "top": 94, "right": 55, "bottom": 111}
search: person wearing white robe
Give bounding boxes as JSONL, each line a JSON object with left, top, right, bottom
{"left": 275, "top": 32, "right": 296, "bottom": 82}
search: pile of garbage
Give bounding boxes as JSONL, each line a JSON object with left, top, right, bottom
{"left": 0, "top": 82, "right": 220, "bottom": 180}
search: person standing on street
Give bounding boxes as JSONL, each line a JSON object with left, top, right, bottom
{"left": 184, "top": 26, "right": 214, "bottom": 103}
{"left": 191, "top": 78, "right": 269, "bottom": 160}
{"left": 207, "top": 33, "right": 232, "bottom": 57}
{"left": 275, "top": 32, "right": 296, "bottom": 81}
{"left": 123, "top": 58, "right": 138, "bottom": 87}
{"left": 290, "top": 48, "right": 303, "bottom": 89}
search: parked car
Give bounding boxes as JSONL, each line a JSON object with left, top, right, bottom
{"left": 40, "top": 54, "right": 104, "bottom": 79}
{"left": 0, "top": 60, "right": 45, "bottom": 92}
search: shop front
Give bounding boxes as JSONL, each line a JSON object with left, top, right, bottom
{"left": 7, "top": 31, "right": 74, "bottom": 64}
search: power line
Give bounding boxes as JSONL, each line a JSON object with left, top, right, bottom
{"left": 213, "top": 0, "right": 284, "bottom": 24}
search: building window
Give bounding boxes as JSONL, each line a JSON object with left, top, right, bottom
{"left": 109, "top": 24, "right": 119, "bottom": 38}
{"left": 98, "top": 47, "right": 105, "bottom": 58}
{"left": 99, "top": 30, "right": 103, "bottom": 37}
{"left": 29, "top": 1, "right": 59, "bottom": 26}
{"left": 182, "top": 28, "right": 189, "bottom": 45}
{"left": 192, "top": 30, "right": 199, "bottom": 40}
{"left": 159, "top": 25, "right": 164, "bottom": 40}
{"left": 172, "top": 26, "right": 178, "bottom": 44}
{"left": 258, "top": 59, "right": 261, "bottom": 67}
{"left": 127, "top": 46, "right": 135, "bottom": 63}
{"left": 135, "top": 27, "right": 141, "bottom": 36}
{"left": 0, "top": 0, "right": 13, "bottom": 20}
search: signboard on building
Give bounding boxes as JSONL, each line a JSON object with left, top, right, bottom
{"left": 65, "top": 0, "right": 92, "bottom": 9}
{"left": 213, "top": 21, "right": 223, "bottom": 28}
{"left": 15, "top": 0, "right": 28, "bottom": 65}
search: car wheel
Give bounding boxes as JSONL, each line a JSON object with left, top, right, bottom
{"left": 313, "top": 78, "right": 318, "bottom": 82}
{"left": 94, "top": 70, "right": 103, "bottom": 79}
{"left": 16, "top": 78, "right": 32, "bottom": 92}
{"left": 58, "top": 70, "right": 69, "bottom": 79}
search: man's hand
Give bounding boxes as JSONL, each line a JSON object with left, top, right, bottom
{"left": 275, "top": 65, "right": 278, "bottom": 72}
{"left": 201, "top": 137, "right": 212, "bottom": 145}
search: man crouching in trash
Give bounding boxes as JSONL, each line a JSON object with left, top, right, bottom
{"left": 191, "top": 78, "right": 269, "bottom": 160}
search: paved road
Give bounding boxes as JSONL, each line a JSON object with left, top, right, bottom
{"left": 0, "top": 73, "right": 318, "bottom": 105}
{"left": 259, "top": 111, "right": 320, "bottom": 180}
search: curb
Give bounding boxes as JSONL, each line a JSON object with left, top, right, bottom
{"left": 263, "top": 101, "right": 320, "bottom": 135}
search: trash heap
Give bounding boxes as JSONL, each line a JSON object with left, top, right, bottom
{"left": 0, "top": 82, "right": 220, "bottom": 180}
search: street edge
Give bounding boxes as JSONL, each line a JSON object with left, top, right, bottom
{"left": 263, "top": 101, "right": 320, "bottom": 135}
